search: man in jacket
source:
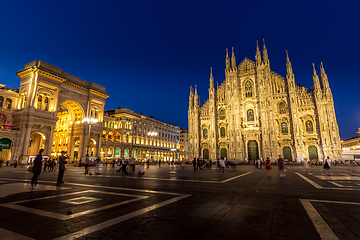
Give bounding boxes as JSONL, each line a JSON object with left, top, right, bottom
{"left": 57, "top": 151, "right": 67, "bottom": 184}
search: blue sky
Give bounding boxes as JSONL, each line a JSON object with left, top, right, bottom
{"left": 0, "top": 0, "right": 359, "bottom": 139}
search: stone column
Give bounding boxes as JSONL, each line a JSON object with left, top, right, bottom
{"left": 21, "top": 124, "right": 32, "bottom": 161}
{"left": 68, "top": 124, "right": 75, "bottom": 161}
{"left": 45, "top": 126, "right": 55, "bottom": 157}
{"left": 96, "top": 133, "right": 102, "bottom": 157}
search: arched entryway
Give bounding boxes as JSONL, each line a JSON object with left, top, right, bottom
{"left": 308, "top": 146, "right": 318, "bottom": 160}
{"left": 283, "top": 146, "right": 293, "bottom": 162}
{"left": 0, "top": 138, "right": 12, "bottom": 162}
{"left": 220, "top": 148, "right": 227, "bottom": 159}
{"left": 203, "top": 149, "right": 209, "bottom": 160}
{"left": 52, "top": 101, "right": 85, "bottom": 161}
{"left": 247, "top": 140, "right": 259, "bottom": 161}
{"left": 28, "top": 133, "right": 45, "bottom": 156}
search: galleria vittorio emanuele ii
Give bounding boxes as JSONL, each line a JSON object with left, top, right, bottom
{"left": 188, "top": 41, "right": 342, "bottom": 162}
{"left": 0, "top": 61, "right": 181, "bottom": 164}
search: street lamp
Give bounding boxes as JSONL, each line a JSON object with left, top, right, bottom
{"left": 82, "top": 117, "right": 98, "bottom": 156}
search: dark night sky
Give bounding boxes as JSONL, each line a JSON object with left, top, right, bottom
{"left": 0, "top": 1, "right": 359, "bottom": 139}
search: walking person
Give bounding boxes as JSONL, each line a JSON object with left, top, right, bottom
{"left": 57, "top": 151, "right": 67, "bottom": 184}
{"left": 218, "top": 158, "right": 225, "bottom": 175}
{"left": 197, "top": 158, "right": 201, "bottom": 171}
{"left": 324, "top": 156, "right": 331, "bottom": 176}
{"left": 257, "top": 159, "right": 261, "bottom": 169}
{"left": 193, "top": 158, "right": 197, "bottom": 171}
{"left": 84, "top": 155, "right": 92, "bottom": 175}
{"left": 277, "top": 155, "right": 285, "bottom": 177}
{"left": 95, "top": 156, "right": 101, "bottom": 174}
{"left": 31, "top": 149, "right": 44, "bottom": 189}
{"left": 265, "top": 157, "right": 272, "bottom": 176}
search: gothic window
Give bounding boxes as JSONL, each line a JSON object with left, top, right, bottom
{"left": 5, "top": 98, "right": 12, "bottom": 109}
{"left": 0, "top": 96, "right": 3, "bottom": 108}
{"left": 219, "top": 108, "right": 226, "bottom": 120}
{"left": 245, "top": 80, "right": 253, "bottom": 97}
{"left": 306, "top": 120, "right": 313, "bottom": 132}
{"left": 281, "top": 122, "right": 288, "bottom": 134}
{"left": 279, "top": 101, "right": 287, "bottom": 114}
{"left": 220, "top": 127, "right": 226, "bottom": 137}
{"left": 247, "top": 109, "right": 254, "bottom": 122}
{"left": 203, "top": 128, "right": 208, "bottom": 139}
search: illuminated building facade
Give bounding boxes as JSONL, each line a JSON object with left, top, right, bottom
{"left": 188, "top": 41, "right": 342, "bottom": 162}
{"left": 0, "top": 60, "right": 108, "bottom": 163}
{"left": 101, "top": 107, "right": 180, "bottom": 162}
{"left": 180, "top": 128, "right": 188, "bottom": 161}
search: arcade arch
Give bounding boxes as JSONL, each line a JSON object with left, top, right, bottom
{"left": 51, "top": 101, "right": 85, "bottom": 160}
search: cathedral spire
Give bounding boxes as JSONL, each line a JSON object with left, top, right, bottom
{"left": 312, "top": 63, "right": 321, "bottom": 91}
{"left": 262, "top": 39, "right": 269, "bottom": 66}
{"left": 286, "top": 50, "right": 293, "bottom": 77}
{"left": 255, "top": 41, "right": 262, "bottom": 66}
{"left": 320, "top": 62, "right": 329, "bottom": 89}
{"left": 189, "top": 86, "right": 194, "bottom": 108}
{"left": 231, "top": 47, "right": 236, "bottom": 70}
{"left": 226, "top": 48, "right": 230, "bottom": 71}
{"left": 210, "top": 67, "right": 214, "bottom": 89}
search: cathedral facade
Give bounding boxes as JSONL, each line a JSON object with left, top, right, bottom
{"left": 188, "top": 41, "right": 342, "bottom": 162}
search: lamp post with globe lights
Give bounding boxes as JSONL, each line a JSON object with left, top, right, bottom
{"left": 82, "top": 117, "right": 98, "bottom": 156}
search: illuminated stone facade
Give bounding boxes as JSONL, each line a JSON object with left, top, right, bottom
{"left": 188, "top": 41, "right": 342, "bottom": 162}
{"left": 0, "top": 60, "right": 108, "bottom": 163}
{"left": 0, "top": 61, "right": 183, "bottom": 164}
{"left": 180, "top": 128, "right": 188, "bottom": 161}
{"left": 101, "top": 108, "right": 180, "bottom": 162}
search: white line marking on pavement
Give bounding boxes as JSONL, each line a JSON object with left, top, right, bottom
{"left": 220, "top": 171, "right": 253, "bottom": 183}
{"left": 300, "top": 199, "right": 339, "bottom": 240}
{"left": 0, "top": 227, "right": 35, "bottom": 240}
{"left": 53, "top": 194, "right": 191, "bottom": 240}
{"left": 328, "top": 181, "right": 344, "bottom": 187}
{"left": 295, "top": 172, "right": 323, "bottom": 189}
{"left": 1, "top": 190, "right": 148, "bottom": 220}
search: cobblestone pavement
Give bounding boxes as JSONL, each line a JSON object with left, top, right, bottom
{"left": 0, "top": 163, "right": 359, "bottom": 240}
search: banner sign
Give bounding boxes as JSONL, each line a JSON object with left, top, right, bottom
{"left": 0, "top": 138, "right": 12, "bottom": 150}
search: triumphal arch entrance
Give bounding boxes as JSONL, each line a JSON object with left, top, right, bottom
{"left": 12, "top": 61, "right": 108, "bottom": 162}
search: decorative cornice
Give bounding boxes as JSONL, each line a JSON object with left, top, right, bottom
{"left": 16, "top": 66, "right": 109, "bottom": 99}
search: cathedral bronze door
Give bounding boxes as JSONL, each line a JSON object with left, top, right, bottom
{"left": 247, "top": 140, "right": 259, "bottom": 161}
{"left": 283, "top": 146, "right": 292, "bottom": 162}
{"left": 308, "top": 146, "right": 318, "bottom": 160}
{"left": 203, "top": 149, "right": 209, "bottom": 160}
{"left": 220, "top": 148, "right": 227, "bottom": 159}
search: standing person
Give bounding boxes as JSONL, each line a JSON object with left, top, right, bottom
{"left": 197, "top": 158, "right": 201, "bottom": 171}
{"left": 265, "top": 157, "right": 272, "bottom": 176}
{"left": 257, "top": 159, "right": 261, "bottom": 169}
{"left": 84, "top": 155, "right": 92, "bottom": 175}
{"left": 218, "top": 158, "right": 225, "bottom": 175}
{"left": 57, "top": 151, "right": 67, "bottom": 184}
{"left": 14, "top": 160, "right": 17, "bottom": 168}
{"left": 158, "top": 159, "right": 161, "bottom": 167}
{"left": 324, "top": 156, "right": 331, "bottom": 176}
{"left": 95, "top": 156, "right": 101, "bottom": 174}
{"left": 31, "top": 149, "right": 44, "bottom": 189}
{"left": 21, "top": 159, "right": 26, "bottom": 168}
{"left": 193, "top": 158, "right": 197, "bottom": 171}
{"left": 277, "top": 155, "right": 285, "bottom": 177}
